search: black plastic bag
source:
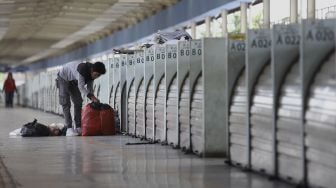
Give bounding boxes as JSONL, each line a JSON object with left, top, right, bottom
{"left": 20, "top": 119, "right": 50, "bottom": 137}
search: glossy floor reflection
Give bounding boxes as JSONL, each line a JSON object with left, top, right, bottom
{"left": 0, "top": 106, "right": 294, "bottom": 188}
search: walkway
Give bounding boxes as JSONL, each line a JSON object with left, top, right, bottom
{"left": 0, "top": 106, "right": 293, "bottom": 188}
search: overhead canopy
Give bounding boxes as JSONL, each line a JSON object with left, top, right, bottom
{"left": 0, "top": 0, "right": 180, "bottom": 67}
{"left": 0, "top": 0, "right": 248, "bottom": 70}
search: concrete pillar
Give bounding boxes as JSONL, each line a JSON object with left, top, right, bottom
{"left": 307, "top": 0, "right": 315, "bottom": 19}
{"left": 221, "top": 10, "right": 228, "bottom": 37}
{"left": 290, "top": 0, "right": 298, "bottom": 23}
{"left": 263, "top": 0, "right": 270, "bottom": 29}
{"left": 205, "top": 16, "right": 211, "bottom": 37}
{"left": 191, "top": 22, "right": 196, "bottom": 39}
{"left": 240, "top": 2, "right": 248, "bottom": 33}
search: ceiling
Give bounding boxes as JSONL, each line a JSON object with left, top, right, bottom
{"left": 0, "top": 0, "right": 178, "bottom": 67}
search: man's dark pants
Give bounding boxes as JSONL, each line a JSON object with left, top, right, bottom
{"left": 57, "top": 75, "right": 83, "bottom": 129}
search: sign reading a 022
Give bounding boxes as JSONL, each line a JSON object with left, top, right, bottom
{"left": 275, "top": 33, "right": 300, "bottom": 45}
{"left": 306, "top": 27, "right": 334, "bottom": 42}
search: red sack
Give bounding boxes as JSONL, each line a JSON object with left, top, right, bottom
{"left": 81, "top": 103, "right": 116, "bottom": 136}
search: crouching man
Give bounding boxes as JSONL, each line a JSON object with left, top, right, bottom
{"left": 57, "top": 61, "right": 106, "bottom": 136}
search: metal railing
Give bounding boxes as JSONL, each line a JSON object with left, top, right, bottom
{"left": 316, "top": 5, "right": 336, "bottom": 19}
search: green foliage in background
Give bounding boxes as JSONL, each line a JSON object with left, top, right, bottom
{"left": 252, "top": 11, "right": 263, "bottom": 29}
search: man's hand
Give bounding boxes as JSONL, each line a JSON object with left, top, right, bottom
{"left": 91, "top": 96, "right": 100, "bottom": 103}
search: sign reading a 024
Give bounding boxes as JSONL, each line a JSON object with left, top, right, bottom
{"left": 251, "top": 37, "right": 271, "bottom": 48}
{"left": 306, "top": 27, "right": 334, "bottom": 42}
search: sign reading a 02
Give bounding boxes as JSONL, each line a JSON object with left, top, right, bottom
{"left": 230, "top": 41, "right": 245, "bottom": 51}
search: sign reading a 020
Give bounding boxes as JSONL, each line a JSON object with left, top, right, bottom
{"left": 305, "top": 27, "right": 334, "bottom": 42}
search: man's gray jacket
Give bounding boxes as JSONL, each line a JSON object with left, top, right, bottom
{"left": 58, "top": 61, "right": 94, "bottom": 98}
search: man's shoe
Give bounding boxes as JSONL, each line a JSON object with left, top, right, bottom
{"left": 66, "top": 128, "right": 79, "bottom": 136}
{"left": 76, "top": 128, "right": 82, "bottom": 136}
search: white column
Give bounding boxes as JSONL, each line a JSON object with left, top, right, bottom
{"left": 263, "top": 0, "right": 270, "bottom": 29}
{"left": 290, "top": 0, "right": 298, "bottom": 23}
{"left": 307, "top": 0, "right": 315, "bottom": 19}
{"left": 191, "top": 22, "right": 196, "bottom": 39}
{"left": 240, "top": 2, "right": 248, "bottom": 33}
{"left": 205, "top": 16, "right": 211, "bottom": 37}
{"left": 221, "top": 10, "right": 228, "bottom": 37}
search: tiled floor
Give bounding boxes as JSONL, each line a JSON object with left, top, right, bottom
{"left": 0, "top": 106, "right": 294, "bottom": 188}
